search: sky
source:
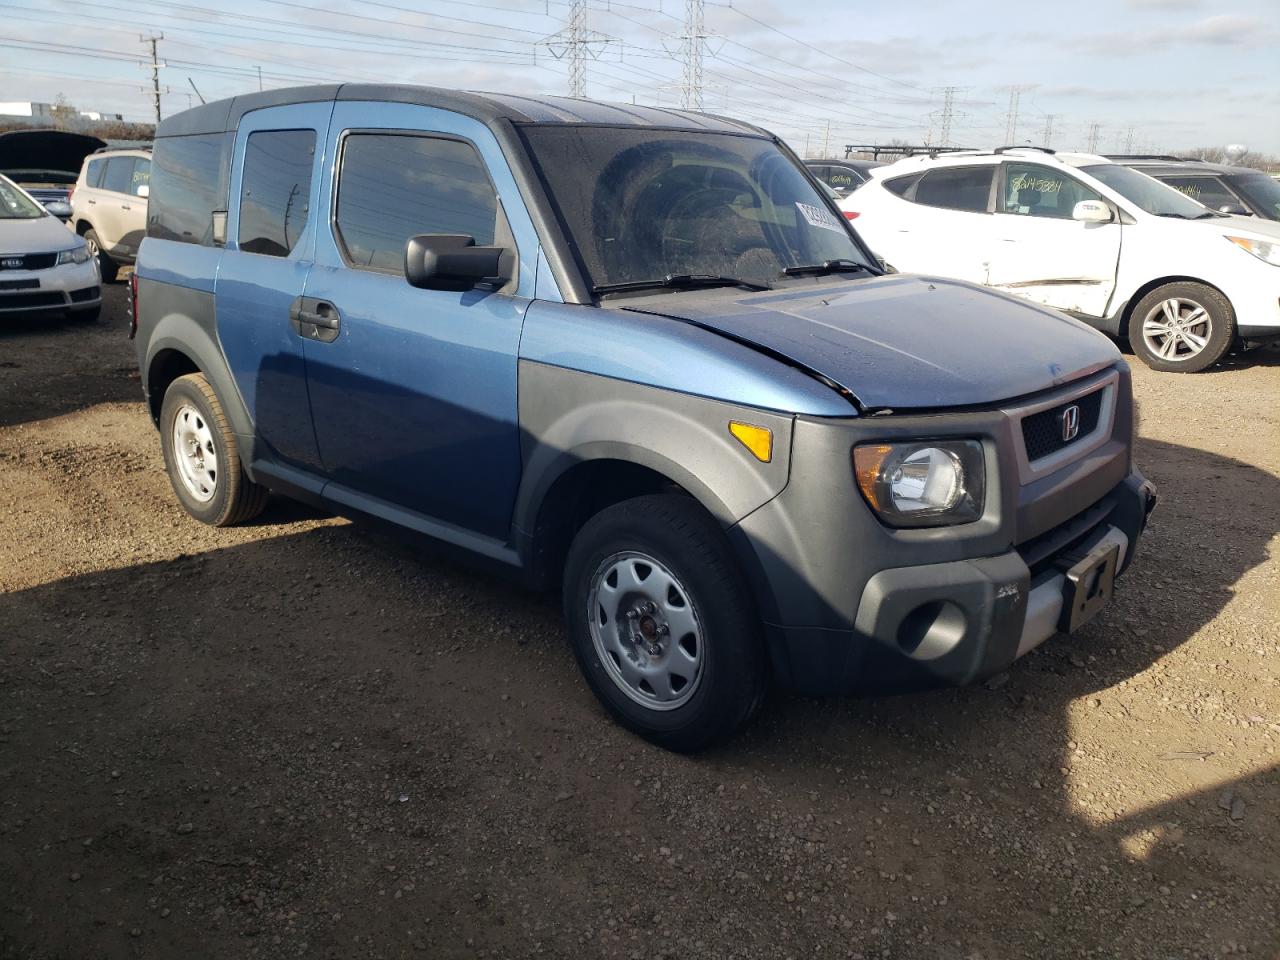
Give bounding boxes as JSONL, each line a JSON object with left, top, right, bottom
{"left": 1, "top": 0, "right": 1278, "bottom": 155}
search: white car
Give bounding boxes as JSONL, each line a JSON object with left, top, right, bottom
{"left": 0, "top": 173, "right": 102, "bottom": 321}
{"left": 841, "top": 148, "right": 1280, "bottom": 372}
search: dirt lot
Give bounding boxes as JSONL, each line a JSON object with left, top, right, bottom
{"left": 2, "top": 284, "right": 1278, "bottom": 960}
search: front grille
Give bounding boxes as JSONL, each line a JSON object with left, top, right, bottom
{"left": 1021, "top": 388, "right": 1104, "bottom": 461}
{"left": 0, "top": 278, "right": 39, "bottom": 291}
{"left": 0, "top": 291, "right": 64, "bottom": 309}
{"left": 0, "top": 252, "right": 58, "bottom": 271}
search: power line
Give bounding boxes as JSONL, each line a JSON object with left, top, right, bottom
{"left": 1042, "top": 113, "right": 1060, "bottom": 148}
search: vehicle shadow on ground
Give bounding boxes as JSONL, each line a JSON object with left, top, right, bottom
{"left": 0, "top": 436, "right": 1276, "bottom": 958}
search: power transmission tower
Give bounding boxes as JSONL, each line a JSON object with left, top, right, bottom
{"left": 1042, "top": 113, "right": 1060, "bottom": 148}
{"left": 141, "top": 33, "right": 164, "bottom": 123}
{"left": 936, "top": 86, "right": 960, "bottom": 147}
{"left": 673, "top": 0, "right": 720, "bottom": 110}
{"left": 1002, "top": 85, "right": 1034, "bottom": 144}
{"left": 1124, "top": 124, "right": 1135, "bottom": 152}
{"left": 1086, "top": 120, "right": 1102, "bottom": 153}
{"left": 538, "top": 0, "right": 614, "bottom": 99}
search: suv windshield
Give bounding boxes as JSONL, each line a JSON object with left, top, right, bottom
{"left": 1081, "top": 164, "right": 1215, "bottom": 218}
{"left": 0, "top": 176, "right": 45, "bottom": 219}
{"left": 519, "top": 125, "right": 873, "bottom": 291}
{"left": 1230, "top": 172, "right": 1280, "bottom": 219}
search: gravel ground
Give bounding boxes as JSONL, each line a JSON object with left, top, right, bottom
{"left": 1, "top": 284, "right": 1278, "bottom": 960}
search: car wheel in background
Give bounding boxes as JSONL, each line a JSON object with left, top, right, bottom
{"left": 1128, "top": 281, "right": 1234, "bottom": 373}
{"left": 160, "top": 373, "right": 268, "bottom": 526}
{"left": 82, "top": 229, "right": 119, "bottom": 284}
{"left": 562, "top": 494, "right": 766, "bottom": 751}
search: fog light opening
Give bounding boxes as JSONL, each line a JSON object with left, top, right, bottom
{"left": 896, "top": 600, "right": 968, "bottom": 660}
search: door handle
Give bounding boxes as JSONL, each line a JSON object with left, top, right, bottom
{"left": 289, "top": 297, "right": 341, "bottom": 342}
{"left": 121, "top": 204, "right": 131, "bottom": 211}
{"left": 297, "top": 307, "right": 338, "bottom": 329}
{"left": 86, "top": 198, "right": 96, "bottom": 204}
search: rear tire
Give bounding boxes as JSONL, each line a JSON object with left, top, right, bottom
{"left": 160, "top": 373, "right": 268, "bottom": 526}
{"left": 1127, "top": 281, "right": 1234, "bottom": 373}
{"left": 562, "top": 494, "right": 766, "bottom": 752}
{"left": 83, "top": 229, "right": 119, "bottom": 284}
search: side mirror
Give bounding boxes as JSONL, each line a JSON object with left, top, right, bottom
{"left": 43, "top": 200, "right": 72, "bottom": 219}
{"left": 136, "top": 183, "right": 150, "bottom": 199}
{"left": 405, "top": 234, "right": 512, "bottom": 291}
{"left": 1218, "top": 202, "right": 1250, "bottom": 216}
{"left": 1072, "top": 200, "right": 1113, "bottom": 224}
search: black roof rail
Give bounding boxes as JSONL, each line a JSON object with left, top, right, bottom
{"left": 1104, "top": 154, "right": 1188, "bottom": 162}
{"left": 993, "top": 145, "right": 1055, "bottom": 155}
{"left": 842, "top": 143, "right": 972, "bottom": 160}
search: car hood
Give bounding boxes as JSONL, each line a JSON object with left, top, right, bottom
{"left": 1213, "top": 214, "right": 1280, "bottom": 241}
{"left": 0, "top": 213, "right": 80, "bottom": 254}
{"left": 623, "top": 274, "right": 1120, "bottom": 411}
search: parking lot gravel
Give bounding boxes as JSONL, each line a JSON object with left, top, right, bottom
{"left": 2, "top": 284, "right": 1278, "bottom": 959}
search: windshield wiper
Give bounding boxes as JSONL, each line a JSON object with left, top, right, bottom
{"left": 592, "top": 274, "right": 772, "bottom": 295}
{"left": 782, "top": 258, "right": 869, "bottom": 277}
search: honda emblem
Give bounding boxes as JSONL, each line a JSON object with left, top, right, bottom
{"left": 1060, "top": 404, "right": 1081, "bottom": 442}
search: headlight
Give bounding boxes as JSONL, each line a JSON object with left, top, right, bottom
{"left": 853, "top": 440, "right": 985, "bottom": 527}
{"left": 1226, "top": 235, "right": 1280, "bottom": 267}
{"left": 56, "top": 244, "right": 92, "bottom": 265}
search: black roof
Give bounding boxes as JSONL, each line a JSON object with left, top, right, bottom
{"left": 157, "top": 84, "right": 768, "bottom": 138}
{"left": 1110, "top": 156, "right": 1267, "bottom": 177}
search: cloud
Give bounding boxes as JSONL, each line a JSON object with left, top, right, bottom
{"left": 1125, "top": 0, "right": 1202, "bottom": 10}
{"left": 1072, "top": 14, "right": 1276, "bottom": 54}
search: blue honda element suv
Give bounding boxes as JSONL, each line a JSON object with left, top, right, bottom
{"left": 133, "top": 85, "right": 1156, "bottom": 750}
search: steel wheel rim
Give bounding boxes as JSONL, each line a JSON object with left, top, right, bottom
{"left": 83, "top": 234, "right": 98, "bottom": 257}
{"left": 586, "top": 551, "right": 705, "bottom": 711}
{"left": 1141, "top": 297, "right": 1211, "bottom": 363}
{"left": 170, "top": 403, "right": 218, "bottom": 502}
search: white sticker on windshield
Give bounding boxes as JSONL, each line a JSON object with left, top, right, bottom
{"left": 796, "top": 201, "right": 846, "bottom": 234}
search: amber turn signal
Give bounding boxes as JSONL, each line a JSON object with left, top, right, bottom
{"left": 853, "top": 443, "right": 894, "bottom": 511}
{"left": 728, "top": 422, "right": 773, "bottom": 463}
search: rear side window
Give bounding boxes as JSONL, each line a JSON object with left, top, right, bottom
{"left": 826, "top": 167, "right": 861, "bottom": 191}
{"left": 238, "top": 130, "right": 316, "bottom": 257}
{"left": 100, "top": 157, "right": 136, "bottom": 195}
{"left": 149, "top": 133, "right": 232, "bottom": 245}
{"left": 85, "top": 158, "right": 105, "bottom": 188}
{"left": 884, "top": 173, "right": 922, "bottom": 197}
{"left": 334, "top": 133, "right": 497, "bottom": 273}
{"left": 914, "top": 166, "right": 993, "bottom": 212}
{"left": 131, "top": 158, "right": 150, "bottom": 196}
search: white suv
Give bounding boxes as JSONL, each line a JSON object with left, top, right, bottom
{"left": 70, "top": 147, "right": 151, "bottom": 283}
{"left": 841, "top": 147, "right": 1280, "bottom": 372}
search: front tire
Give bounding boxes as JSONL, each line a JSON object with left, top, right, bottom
{"left": 159, "top": 373, "right": 268, "bottom": 526}
{"left": 82, "top": 229, "right": 119, "bottom": 284}
{"left": 1128, "top": 281, "right": 1234, "bottom": 373}
{"left": 562, "top": 494, "right": 766, "bottom": 752}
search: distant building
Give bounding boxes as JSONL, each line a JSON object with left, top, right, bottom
{"left": 78, "top": 111, "right": 124, "bottom": 122}
{"left": 0, "top": 101, "right": 55, "bottom": 120}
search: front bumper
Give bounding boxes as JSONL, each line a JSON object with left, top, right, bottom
{"left": 757, "top": 471, "right": 1155, "bottom": 695}
{"left": 0, "top": 258, "right": 101, "bottom": 313}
